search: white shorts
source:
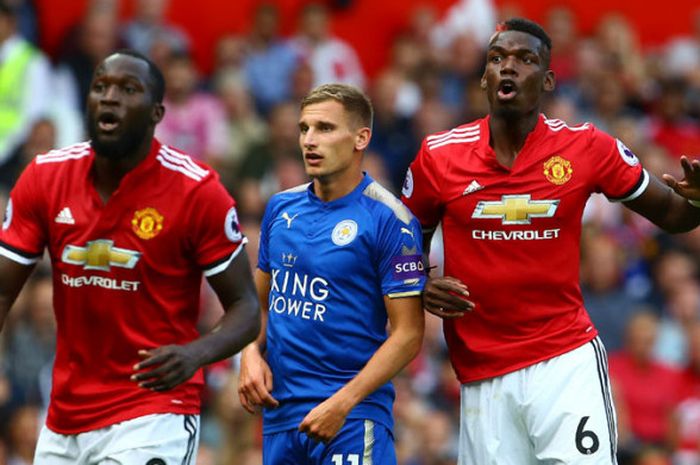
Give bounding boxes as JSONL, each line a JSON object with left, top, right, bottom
{"left": 459, "top": 337, "right": 617, "bottom": 465}
{"left": 34, "top": 413, "right": 200, "bottom": 465}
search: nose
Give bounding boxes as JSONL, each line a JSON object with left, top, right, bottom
{"left": 101, "top": 84, "right": 119, "bottom": 103}
{"left": 302, "top": 128, "right": 316, "bottom": 148}
{"left": 500, "top": 56, "right": 518, "bottom": 75}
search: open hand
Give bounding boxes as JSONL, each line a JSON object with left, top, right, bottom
{"left": 423, "top": 276, "right": 475, "bottom": 318}
{"left": 662, "top": 155, "right": 700, "bottom": 201}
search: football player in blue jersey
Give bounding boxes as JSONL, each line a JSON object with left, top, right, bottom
{"left": 238, "top": 83, "right": 426, "bottom": 465}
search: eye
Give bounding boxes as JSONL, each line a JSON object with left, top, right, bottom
{"left": 92, "top": 82, "right": 106, "bottom": 93}
{"left": 523, "top": 56, "right": 534, "bottom": 65}
{"left": 124, "top": 85, "right": 137, "bottom": 94}
{"left": 490, "top": 55, "right": 502, "bottom": 64}
{"left": 299, "top": 126, "right": 308, "bottom": 134}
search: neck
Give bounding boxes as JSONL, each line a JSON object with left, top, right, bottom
{"left": 489, "top": 110, "right": 540, "bottom": 167}
{"left": 313, "top": 169, "right": 363, "bottom": 203}
{"left": 92, "top": 136, "right": 154, "bottom": 202}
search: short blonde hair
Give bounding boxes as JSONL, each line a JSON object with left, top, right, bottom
{"left": 301, "top": 83, "right": 373, "bottom": 129}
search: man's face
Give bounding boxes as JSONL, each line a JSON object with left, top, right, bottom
{"left": 86, "top": 54, "right": 162, "bottom": 160}
{"left": 298, "top": 100, "right": 368, "bottom": 181}
{"left": 481, "top": 30, "right": 554, "bottom": 117}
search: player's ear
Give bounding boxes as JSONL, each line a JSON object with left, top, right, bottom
{"left": 480, "top": 75, "right": 487, "bottom": 90}
{"left": 152, "top": 103, "right": 165, "bottom": 124}
{"left": 543, "top": 70, "right": 555, "bottom": 93}
{"left": 354, "top": 127, "right": 371, "bottom": 151}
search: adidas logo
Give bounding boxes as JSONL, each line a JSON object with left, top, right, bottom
{"left": 462, "top": 180, "right": 484, "bottom": 196}
{"left": 55, "top": 207, "right": 75, "bottom": 225}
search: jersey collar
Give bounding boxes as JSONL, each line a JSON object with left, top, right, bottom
{"left": 306, "top": 172, "right": 373, "bottom": 208}
{"left": 480, "top": 114, "right": 548, "bottom": 170}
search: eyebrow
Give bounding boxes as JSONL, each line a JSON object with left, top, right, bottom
{"left": 488, "top": 45, "right": 539, "bottom": 55}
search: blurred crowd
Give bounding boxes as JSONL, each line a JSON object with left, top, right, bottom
{"left": 1, "top": 0, "right": 700, "bottom": 464}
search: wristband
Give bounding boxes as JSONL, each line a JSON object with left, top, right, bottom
{"left": 689, "top": 199, "right": 700, "bottom": 208}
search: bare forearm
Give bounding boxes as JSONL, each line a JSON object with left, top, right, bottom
{"left": 330, "top": 328, "right": 423, "bottom": 413}
{"left": 187, "top": 291, "right": 260, "bottom": 367}
{"left": 628, "top": 170, "right": 700, "bottom": 233}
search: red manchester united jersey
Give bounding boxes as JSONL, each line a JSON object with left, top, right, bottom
{"left": 0, "top": 140, "right": 246, "bottom": 433}
{"left": 402, "top": 115, "right": 647, "bottom": 383}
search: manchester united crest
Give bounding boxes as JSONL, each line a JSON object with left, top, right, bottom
{"left": 132, "top": 207, "right": 164, "bottom": 240}
{"left": 543, "top": 156, "right": 573, "bottom": 185}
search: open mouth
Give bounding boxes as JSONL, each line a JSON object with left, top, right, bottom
{"left": 497, "top": 80, "right": 518, "bottom": 100}
{"left": 97, "top": 112, "right": 121, "bottom": 133}
{"left": 305, "top": 152, "right": 322, "bottom": 162}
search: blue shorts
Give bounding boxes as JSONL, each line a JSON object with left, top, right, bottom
{"left": 263, "top": 419, "right": 396, "bottom": 465}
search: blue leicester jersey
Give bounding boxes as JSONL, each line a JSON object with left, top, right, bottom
{"left": 258, "top": 174, "right": 425, "bottom": 434}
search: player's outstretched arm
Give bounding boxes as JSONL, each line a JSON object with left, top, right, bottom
{"left": 0, "top": 256, "right": 35, "bottom": 331}
{"left": 132, "top": 249, "right": 261, "bottom": 391}
{"left": 238, "top": 269, "right": 279, "bottom": 414}
{"left": 298, "top": 295, "right": 425, "bottom": 443}
{"left": 626, "top": 156, "right": 700, "bottom": 233}
{"left": 419, "top": 230, "right": 475, "bottom": 319}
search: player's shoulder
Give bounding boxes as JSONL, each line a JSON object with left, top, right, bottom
{"left": 156, "top": 144, "right": 213, "bottom": 185}
{"left": 360, "top": 179, "right": 414, "bottom": 226}
{"left": 267, "top": 182, "right": 311, "bottom": 212}
{"left": 33, "top": 141, "right": 93, "bottom": 169}
{"left": 541, "top": 116, "right": 595, "bottom": 137}
{"left": 423, "top": 118, "right": 485, "bottom": 155}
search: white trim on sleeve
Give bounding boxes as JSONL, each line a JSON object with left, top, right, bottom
{"left": 0, "top": 246, "right": 39, "bottom": 265}
{"left": 203, "top": 238, "right": 249, "bottom": 277}
{"left": 613, "top": 169, "right": 649, "bottom": 203}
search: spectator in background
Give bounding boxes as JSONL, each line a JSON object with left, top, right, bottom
{"left": 368, "top": 72, "right": 419, "bottom": 193}
{"left": 120, "top": 0, "right": 189, "bottom": 62}
{"left": 57, "top": 1, "right": 121, "bottom": 114}
{"left": 156, "top": 51, "right": 228, "bottom": 162}
{"left": 582, "top": 229, "right": 644, "bottom": 352}
{"left": 236, "top": 101, "right": 304, "bottom": 218}
{"left": 544, "top": 6, "right": 578, "bottom": 85}
{"left": 0, "top": 0, "right": 52, "bottom": 174}
{"left": 669, "top": 320, "right": 700, "bottom": 465}
{"left": 243, "top": 3, "right": 299, "bottom": 116}
{"left": 648, "top": 77, "right": 700, "bottom": 161}
{"left": 609, "top": 312, "right": 681, "bottom": 457}
{"left": 664, "top": 9, "right": 700, "bottom": 88}
{"left": 289, "top": 3, "right": 366, "bottom": 89}
{"left": 210, "top": 34, "right": 247, "bottom": 90}
{"left": 0, "top": 117, "right": 55, "bottom": 192}
{"left": 211, "top": 73, "right": 268, "bottom": 190}
{"left": 655, "top": 280, "right": 700, "bottom": 367}
{"left": 2, "top": 270, "right": 55, "bottom": 406}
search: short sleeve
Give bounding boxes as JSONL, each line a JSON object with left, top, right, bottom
{"left": 375, "top": 210, "right": 426, "bottom": 299}
{"left": 0, "top": 162, "right": 46, "bottom": 264}
{"left": 257, "top": 196, "right": 277, "bottom": 274}
{"left": 188, "top": 175, "right": 247, "bottom": 277}
{"left": 589, "top": 127, "right": 648, "bottom": 202}
{"left": 401, "top": 140, "right": 443, "bottom": 229}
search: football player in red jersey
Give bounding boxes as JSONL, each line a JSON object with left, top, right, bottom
{"left": 402, "top": 17, "right": 700, "bottom": 465}
{"left": 0, "top": 50, "right": 260, "bottom": 464}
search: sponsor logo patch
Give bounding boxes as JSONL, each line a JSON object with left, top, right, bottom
{"left": 62, "top": 239, "right": 141, "bottom": 271}
{"left": 472, "top": 195, "right": 559, "bottom": 225}
{"left": 392, "top": 254, "right": 425, "bottom": 281}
